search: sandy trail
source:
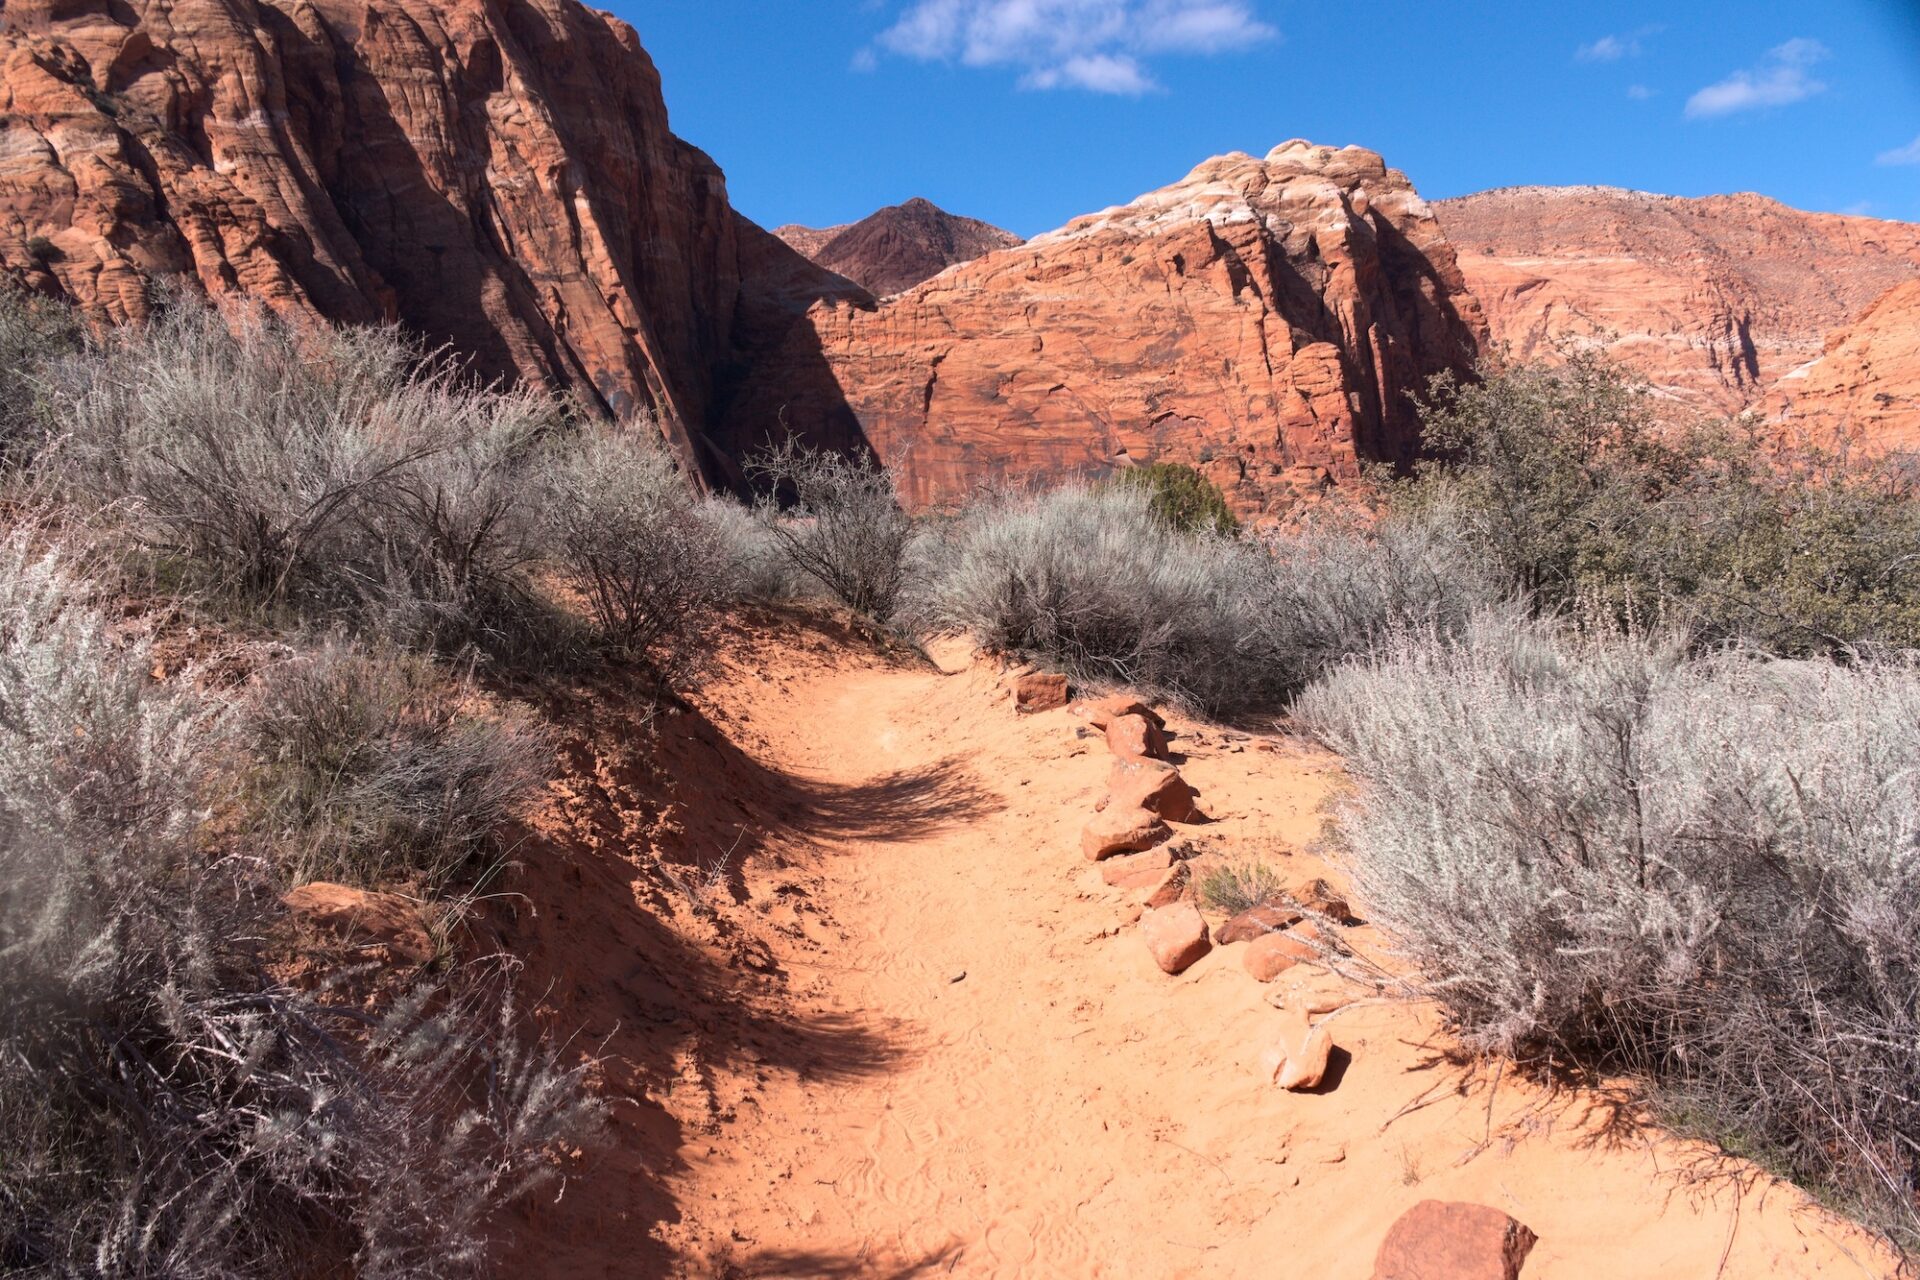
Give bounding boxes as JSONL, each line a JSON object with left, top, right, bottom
{"left": 545, "top": 627, "right": 1901, "bottom": 1278}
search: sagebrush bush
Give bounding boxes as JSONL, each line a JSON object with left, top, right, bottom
{"left": 1298, "top": 613, "right": 1920, "bottom": 1243}
{"left": 46, "top": 295, "right": 564, "bottom": 649}
{"left": 244, "top": 641, "right": 548, "bottom": 891}
{"left": 749, "top": 437, "right": 915, "bottom": 620}
{"left": 0, "top": 530, "right": 596, "bottom": 1277}
{"left": 0, "top": 288, "right": 81, "bottom": 471}
{"left": 912, "top": 483, "right": 1497, "bottom": 714}
{"left": 699, "top": 493, "right": 802, "bottom": 603}
{"left": 1102, "top": 461, "right": 1238, "bottom": 536}
{"left": 536, "top": 427, "right": 729, "bottom": 670}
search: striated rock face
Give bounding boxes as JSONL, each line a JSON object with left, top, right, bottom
{"left": 1436, "top": 187, "right": 1920, "bottom": 421}
{"left": 1768, "top": 280, "right": 1920, "bottom": 451}
{"left": 730, "top": 143, "right": 1487, "bottom": 517}
{"left": 0, "top": 0, "right": 858, "bottom": 475}
{"left": 775, "top": 197, "right": 1022, "bottom": 298}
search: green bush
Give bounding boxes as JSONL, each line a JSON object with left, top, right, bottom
{"left": 1104, "top": 461, "right": 1238, "bottom": 536}
{"left": 1405, "top": 354, "right": 1920, "bottom": 654}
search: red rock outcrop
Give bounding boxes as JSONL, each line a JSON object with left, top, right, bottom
{"left": 727, "top": 142, "right": 1488, "bottom": 517}
{"left": 0, "top": 0, "right": 859, "bottom": 475}
{"left": 775, "top": 197, "right": 1022, "bottom": 298}
{"left": 1436, "top": 187, "right": 1920, "bottom": 423}
{"left": 1767, "top": 280, "right": 1920, "bottom": 451}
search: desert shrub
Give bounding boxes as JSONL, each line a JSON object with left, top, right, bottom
{"left": 534, "top": 425, "right": 732, "bottom": 671}
{"left": 0, "top": 287, "right": 81, "bottom": 470}
{"left": 698, "top": 494, "right": 802, "bottom": 603}
{"left": 1297, "top": 613, "right": 1920, "bottom": 1243}
{"left": 748, "top": 437, "right": 914, "bottom": 620}
{"left": 911, "top": 482, "right": 1268, "bottom": 711}
{"left": 1103, "top": 461, "right": 1238, "bottom": 536}
{"left": 1248, "top": 502, "right": 1505, "bottom": 697}
{"left": 1197, "top": 859, "right": 1288, "bottom": 915}
{"left": 0, "top": 530, "right": 597, "bottom": 1277}
{"left": 44, "top": 295, "right": 565, "bottom": 650}
{"left": 1407, "top": 354, "right": 1920, "bottom": 654}
{"left": 243, "top": 641, "right": 548, "bottom": 891}
{"left": 914, "top": 483, "right": 1496, "bottom": 714}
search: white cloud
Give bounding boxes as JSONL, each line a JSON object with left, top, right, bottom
{"left": 871, "top": 0, "right": 1276, "bottom": 95}
{"left": 1627, "top": 84, "right": 1656, "bottom": 101}
{"left": 1685, "top": 38, "right": 1831, "bottom": 119}
{"left": 1578, "top": 35, "right": 1631, "bottom": 62}
{"left": 1576, "top": 25, "right": 1661, "bottom": 63}
{"left": 1878, "top": 134, "right": 1920, "bottom": 166}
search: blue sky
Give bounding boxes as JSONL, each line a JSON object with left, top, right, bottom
{"left": 618, "top": 1, "right": 1920, "bottom": 238}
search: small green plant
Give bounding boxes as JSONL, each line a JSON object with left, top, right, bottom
{"left": 1197, "top": 858, "right": 1288, "bottom": 915}
{"left": 1104, "top": 461, "right": 1238, "bottom": 536}
{"left": 22, "top": 235, "right": 58, "bottom": 264}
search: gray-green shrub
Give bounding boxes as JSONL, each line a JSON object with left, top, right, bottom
{"left": 912, "top": 483, "right": 1499, "bottom": 714}
{"left": 0, "top": 287, "right": 81, "bottom": 470}
{"left": 45, "top": 295, "right": 563, "bottom": 649}
{"left": 536, "top": 427, "right": 727, "bottom": 670}
{"left": 1297, "top": 613, "right": 1920, "bottom": 1243}
{"left": 748, "top": 437, "right": 914, "bottom": 620}
{"left": 0, "top": 529, "right": 597, "bottom": 1277}
{"left": 244, "top": 640, "right": 548, "bottom": 892}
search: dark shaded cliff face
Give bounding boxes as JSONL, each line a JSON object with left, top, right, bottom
{"left": 0, "top": 0, "right": 862, "bottom": 475}
{"left": 730, "top": 143, "right": 1489, "bottom": 518}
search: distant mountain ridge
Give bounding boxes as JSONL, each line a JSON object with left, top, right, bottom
{"left": 1435, "top": 187, "right": 1920, "bottom": 426}
{"left": 774, "top": 198, "right": 1022, "bottom": 297}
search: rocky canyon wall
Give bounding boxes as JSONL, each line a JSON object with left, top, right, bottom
{"left": 1436, "top": 187, "right": 1920, "bottom": 430}
{"left": 0, "top": 0, "right": 861, "bottom": 476}
{"left": 730, "top": 143, "right": 1489, "bottom": 516}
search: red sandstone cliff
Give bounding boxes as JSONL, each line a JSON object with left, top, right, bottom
{"left": 775, "top": 198, "right": 1022, "bottom": 297}
{"left": 1767, "top": 280, "right": 1920, "bottom": 451}
{"left": 731, "top": 142, "right": 1487, "bottom": 516}
{"left": 0, "top": 0, "right": 860, "bottom": 474}
{"left": 1436, "top": 187, "right": 1920, "bottom": 421}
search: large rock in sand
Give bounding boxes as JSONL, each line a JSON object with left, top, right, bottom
{"left": 1073, "top": 696, "right": 1166, "bottom": 732}
{"left": 1140, "top": 902, "right": 1211, "bottom": 974}
{"left": 1372, "top": 1201, "right": 1538, "bottom": 1280}
{"left": 1259, "top": 1008, "right": 1335, "bottom": 1091}
{"left": 1244, "top": 924, "right": 1323, "bottom": 982}
{"left": 1014, "top": 671, "right": 1070, "bottom": 713}
{"left": 1106, "top": 713, "right": 1170, "bottom": 761}
{"left": 1218, "top": 904, "right": 1304, "bottom": 945}
{"left": 1108, "top": 759, "right": 1202, "bottom": 824}
{"left": 1082, "top": 807, "right": 1172, "bottom": 861}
